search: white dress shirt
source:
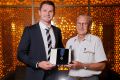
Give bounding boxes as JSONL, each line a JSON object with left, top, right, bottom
{"left": 66, "top": 34, "right": 107, "bottom": 77}
{"left": 39, "top": 22, "right": 56, "bottom": 59}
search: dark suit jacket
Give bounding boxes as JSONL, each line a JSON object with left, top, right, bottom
{"left": 17, "top": 23, "right": 64, "bottom": 80}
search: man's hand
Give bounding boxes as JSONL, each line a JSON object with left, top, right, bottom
{"left": 38, "top": 61, "right": 55, "bottom": 70}
{"left": 65, "top": 61, "right": 84, "bottom": 69}
{"left": 65, "top": 61, "right": 106, "bottom": 71}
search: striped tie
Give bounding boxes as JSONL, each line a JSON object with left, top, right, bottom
{"left": 46, "top": 28, "right": 52, "bottom": 60}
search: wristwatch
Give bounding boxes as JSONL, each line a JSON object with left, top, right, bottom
{"left": 83, "top": 66, "right": 88, "bottom": 70}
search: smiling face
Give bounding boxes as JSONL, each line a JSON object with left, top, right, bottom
{"left": 39, "top": 4, "right": 54, "bottom": 24}
{"left": 76, "top": 15, "right": 91, "bottom": 36}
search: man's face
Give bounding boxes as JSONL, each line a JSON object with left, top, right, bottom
{"left": 39, "top": 4, "right": 54, "bottom": 23}
{"left": 76, "top": 16, "right": 89, "bottom": 35}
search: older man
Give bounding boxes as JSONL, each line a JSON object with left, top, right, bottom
{"left": 66, "top": 15, "right": 107, "bottom": 80}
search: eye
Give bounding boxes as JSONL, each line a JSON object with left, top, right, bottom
{"left": 77, "top": 23, "right": 81, "bottom": 26}
{"left": 49, "top": 10, "right": 53, "bottom": 13}
{"left": 84, "top": 23, "right": 88, "bottom": 25}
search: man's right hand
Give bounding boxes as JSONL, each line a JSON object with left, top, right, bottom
{"left": 37, "top": 61, "right": 55, "bottom": 70}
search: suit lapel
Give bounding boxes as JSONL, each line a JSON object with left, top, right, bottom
{"left": 35, "top": 23, "right": 47, "bottom": 60}
{"left": 51, "top": 25, "right": 58, "bottom": 48}
{"left": 34, "top": 24, "right": 58, "bottom": 60}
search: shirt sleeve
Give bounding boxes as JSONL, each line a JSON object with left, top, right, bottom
{"left": 94, "top": 38, "right": 107, "bottom": 62}
{"left": 66, "top": 39, "right": 72, "bottom": 49}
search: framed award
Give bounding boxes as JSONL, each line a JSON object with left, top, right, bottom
{"left": 49, "top": 48, "right": 71, "bottom": 65}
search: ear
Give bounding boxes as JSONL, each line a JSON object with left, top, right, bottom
{"left": 38, "top": 10, "right": 41, "bottom": 16}
{"left": 88, "top": 25, "right": 91, "bottom": 33}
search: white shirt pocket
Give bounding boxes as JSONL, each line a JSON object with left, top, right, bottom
{"left": 82, "top": 48, "right": 95, "bottom": 63}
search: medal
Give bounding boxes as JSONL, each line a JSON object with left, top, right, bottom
{"left": 60, "top": 49, "right": 65, "bottom": 60}
{"left": 60, "top": 57, "right": 63, "bottom": 60}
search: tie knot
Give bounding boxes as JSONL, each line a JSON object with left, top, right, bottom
{"left": 45, "top": 28, "right": 50, "bottom": 33}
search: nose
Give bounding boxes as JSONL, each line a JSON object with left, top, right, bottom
{"left": 81, "top": 23, "right": 84, "bottom": 27}
{"left": 46, "top": 11, "right": 49, "bottom": 15}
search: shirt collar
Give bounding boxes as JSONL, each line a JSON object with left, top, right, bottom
{"left": 75, "top": 34, "right": 91, "bottom": 42}
{"left": 39, "top": 21, "right": 51, "bottom": 30}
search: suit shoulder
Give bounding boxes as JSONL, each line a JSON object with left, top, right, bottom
{"left": 51, "top": 25, "right": 61, "bottom": 31}
{"left": 25, "top": 23, "right": 39, "bottom": 30}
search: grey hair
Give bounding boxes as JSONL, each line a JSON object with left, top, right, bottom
{"left": 77, "top": 14, "right": 92, "bottom": 27}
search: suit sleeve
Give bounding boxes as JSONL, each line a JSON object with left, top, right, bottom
{"left": 17, "top": 27, "right": 38, "bottom": 69}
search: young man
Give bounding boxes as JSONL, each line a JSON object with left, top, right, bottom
{"left": 66, "top": 15, "right": 107, "bottom": 80}
{"left": 17, "top": 1, "right": 64, "bottom": 80}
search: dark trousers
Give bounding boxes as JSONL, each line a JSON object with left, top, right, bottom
{"left": 68, "top": 75, "right": 99, "bottom": 80}
{"left": 44, "top": 70, "right": 68, "bottom": 80}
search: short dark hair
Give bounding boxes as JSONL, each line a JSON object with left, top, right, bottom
{"left": 39, "top": 1, "right": 55, "bottom": 14}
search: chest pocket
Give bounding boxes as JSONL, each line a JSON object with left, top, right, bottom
{"left": 82, "top": 43, "right": 95, "bottom": 63}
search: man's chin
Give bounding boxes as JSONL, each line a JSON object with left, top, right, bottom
{"left": 45, "top": 20, "right": 51, "bottom": 23}
{"left": 78, "top": 33, "right": 86, "bottom": 35}
{"left": 42, "top": 19, "right": 51, "bottom": 23}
